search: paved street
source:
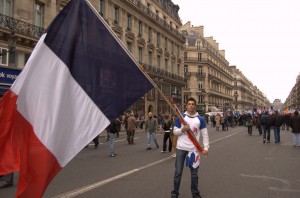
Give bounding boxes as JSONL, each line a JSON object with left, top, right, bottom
{"left": 1, "top": 125, "right": 300, "bottom": 198}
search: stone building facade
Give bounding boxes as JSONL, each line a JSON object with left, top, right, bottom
{"left": 0, "top": 0, "right": 53, "bottom": 96}
{"left": 284, "top": 73, "right": 300, "bottom": 110}
{"left": 181, "top": 22, "right": 233, "bottom": 114}
{"left": 230, "top": 65, "right": 269, "bottom": 111}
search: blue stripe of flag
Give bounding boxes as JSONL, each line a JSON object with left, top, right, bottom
{"left": 43, "top": 0, "right": 153, "bottom": 121}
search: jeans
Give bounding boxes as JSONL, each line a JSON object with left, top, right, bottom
{"left": 147, "top": 131, "right": 158, "bottom": 148}
{"left": 171, "top": 149, "right": 200, "bottom": 197}
{"left": 109, "top": 133, "right": 116, "bottom": 154}
{"left": 263, "top": 125, "right": 271, "bottom": 141}
{"left": 292, "top": 133, "right": 300, "bottom": 146}
{"left": 274, "top": 126, "right": 281, "bottom": 143}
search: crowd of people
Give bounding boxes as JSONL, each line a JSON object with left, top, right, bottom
{"left": 207, "top": 109, "right": 300, "bottom": 146}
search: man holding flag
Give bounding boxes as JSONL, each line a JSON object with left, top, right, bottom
{"left": 0, "top": 0, "right": 154, "bottom": 197}
{"left": 171, "top": 97, "right": 209, "bottom": 198}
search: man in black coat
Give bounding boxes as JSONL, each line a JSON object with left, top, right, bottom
{"left": 260, "top": 111, "right": 272, "bottom": 143}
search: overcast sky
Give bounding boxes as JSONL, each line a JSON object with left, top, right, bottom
{"left": 172, "top": 0, "right": 300, "bottom": 103}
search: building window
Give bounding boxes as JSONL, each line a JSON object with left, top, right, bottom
{"left": 171, "top": 61, "right": 174, "bottom": 73}
{"left": 148, "top": 51, "right": 152, "bottom": 66}
{"left": 198, "top": 95, "right": 203, "bottom": 104}
{"left": 148, "top": 27, "right": 152, "bottom": 42}
{"left": 156, "top": 10, "right": 159, "bottom": 19}
{"left": 234, "top": 82, "right": 237, "bottom": 87}
{"left": 184, "top": 64, "right": 188, "bottom": 73}
{"left": 184, "top": 52, "right": 187, "bottom": 61}
{"left": 198, "top": 66, "right": 202, "bottom": 74}
{"left": 138, "top": 21, "right": 143, "bottom": 36}
{"left": 127, "top": 14, "right": 132, "bottom": 31}
{"left": 184, "top": 81, "right": 188, "bottom": 89}
{"left": 165, "top": 59, "right": 168, "bottom": 71}
{"left": 198, "top": 81, "right": 204, "bottom": 89}
{"left": 177, "top": 64, "right": 180, "bottom": 75}
{"left": 197, "top": 41, "right": 201, "bottom": 50}
{"left": 15, "top": 51, "right": 30, "bottom": 69}
{"left": 184, "top": 95, "right": 188, "bottom": 103}
{"left": 147, "top": 2, "right": 151, "bottom": 13}
{"left": 0, "top": 48, "right": 8, "bottom": 66}
{"left": 34, "top": 1, "right": 44, "bottom": 27}
{"left": 171, "top": 41, "right": 174, "bottom": 54}
{"left": 114, "top": 6, "right": 119, "bottom": 24}
{"left": 0, "top": 0, "right": 13, "bottom": 16}
{"left": 198, "top": 53, "right": 201, "bottom": 61}
{"left": 164, "top": 37, "right": 168, "bottom": 49}
{"left": 127, "top": 42, "right": 132, "bottom": 53}
{"left": 157, "top": 32, "right": 160, "bottom": 46}
{"left": 138, "top": 47, "right": 142, "bottom": 63}
{"left": 99, "top": 0, "right": 105, "bottom": 16}
{"left": 157, "top": 55, "right": 161, "bottom": 69}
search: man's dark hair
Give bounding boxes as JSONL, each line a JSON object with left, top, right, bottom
{"left": 294, "top": 110, "right": 299, "bottom": 116}
{"left": 186, "top": 97, "right": 196, "bottom": 105}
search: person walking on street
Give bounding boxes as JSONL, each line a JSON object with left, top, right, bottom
{"left": 93, "top": 135, "right": 99, "bottom": 149}
{"left": 162, "top": 113, "right": 172, "bottom": 153}
{"left": 260, "top": 111, "right": 273, "bottom": 143}
{"left": 127, "top": 113, "right": 137, "bottom": 144}
{"left": 145, "top": 112, "right": 159, "bottom": 150}
{"left": 289, "top": 110, "right": 300, "bottom": 147}
{"left": 140, "top": 115, "right": 145, "bottom": 129}
{"left": 255, "top": 113, "right": 263, "bottom": 135}
{"left": 246, "top": 113, "right": 253, "bottom": 135}
{"left": 171, "top": 97, "right": 209, "bottom": 198}
{"left": 215, "top": 113, "right": 221, "bottom": 131}
{"left": 170, "top": 114, "right": 178, "bottom": 157}
{"left": 273, "top": 110, "right": 284, "bottom": 143}
{"left": 107, "top": 118, "right": 120, "bottom": 157}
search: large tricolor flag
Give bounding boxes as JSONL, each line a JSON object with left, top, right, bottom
{"left": 0, "top": 0, "right": 154, "bottom": 197}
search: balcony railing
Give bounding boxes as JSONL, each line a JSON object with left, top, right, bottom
{"left": 0, "top": 13, "right": 44, "bottom": 39}
{"left": 141, "top": 63, "right": 184, "bottom": 82}
{"left": 196, "top": 72, "right": 206, "bottom": 78}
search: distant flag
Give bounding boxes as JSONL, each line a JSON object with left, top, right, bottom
{"left": 0, "top": 0, "right": 153, "bottom": 197}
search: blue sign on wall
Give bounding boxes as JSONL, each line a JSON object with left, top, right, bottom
{"left": 0, "top": 67, "right": 21, "bottom": 85}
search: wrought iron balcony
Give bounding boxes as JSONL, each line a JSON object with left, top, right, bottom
{"left": 0, "top": 13, "right": 44, "bottom": 39}
{"left": 141, "top": 63, "right": 184, "bottom": 82}
{"left": 196, "top": 72, "right": 206, "bottom": 78}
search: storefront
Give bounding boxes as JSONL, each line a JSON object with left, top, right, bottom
{"left": 0, "top": 67, "right": 21, "bottom": 98}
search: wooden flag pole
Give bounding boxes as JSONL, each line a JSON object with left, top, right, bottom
{"left": 139, "top": 65, "right": 204, "bottom": 154}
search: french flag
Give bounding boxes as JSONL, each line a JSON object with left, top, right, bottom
{"left": 0, "top": 0, "right": 154, "bottom": 197}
